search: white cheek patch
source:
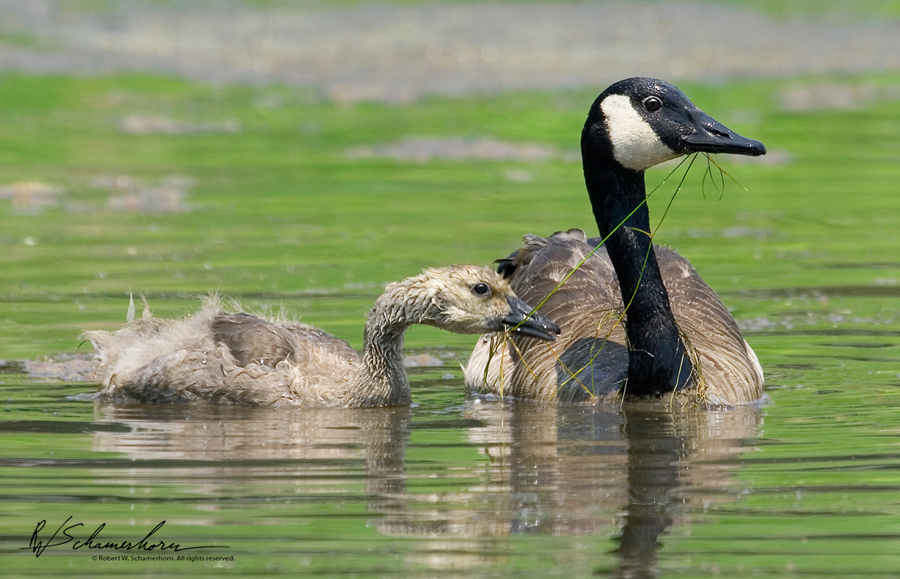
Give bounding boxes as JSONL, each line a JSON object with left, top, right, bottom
{"left": 600, "top": 94, "right": 680, "bottom": 171}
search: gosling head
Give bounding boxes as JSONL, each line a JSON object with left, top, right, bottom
{"left": 582, "top": 77, "right": 766, "bottom": 172}
{"left": 390, "top": 265, "right": 560, "bottom": 341}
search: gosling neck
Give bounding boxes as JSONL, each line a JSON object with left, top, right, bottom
{"left": 348, "top": 281, "right": 417, "bottom": 407}
{"left": 583, "top": 159, "right": 693, "bottom": 396}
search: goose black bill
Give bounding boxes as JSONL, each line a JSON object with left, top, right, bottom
{"left": 680, "top": 111, "right": 766, "bottom": 157}
{"left": 501, "top": 296, "right": 560, "bottom": 341}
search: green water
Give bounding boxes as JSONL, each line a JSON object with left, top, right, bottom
{"left": 2, "top": 70, "right": 900, "bottom": 577}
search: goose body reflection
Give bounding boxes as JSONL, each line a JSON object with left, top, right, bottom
{"left": 85, "top": 265, "right": 558, "bottom": 407}
{"left": 466, "top": 78, "right": 767, "bottom": 406}
{"left": 90, "top": 400, "right": 762, "bottom": 577}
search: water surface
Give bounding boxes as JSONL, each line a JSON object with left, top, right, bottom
{"left": 2, "top": 41, "right": 900, "bottom": 577}
{"left": 4, "top": 289, "right": 900, "bottom": 578}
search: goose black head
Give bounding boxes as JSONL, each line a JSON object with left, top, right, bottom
{"left": 582, "top": 77, "right": 766, "bottom": 173}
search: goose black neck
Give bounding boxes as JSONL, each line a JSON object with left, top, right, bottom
{"left": 584, "top": 165, "right": 693, "bottom": 396}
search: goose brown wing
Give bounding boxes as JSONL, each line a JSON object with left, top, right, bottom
{"left": 500, "top": 236, "right": 628, "bottom": 401}
{"left": 655, "top": 246, "right": 764, "bottom": 402}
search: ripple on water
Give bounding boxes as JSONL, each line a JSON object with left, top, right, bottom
{"left": 4, "top": 309, "right": 900, "bottom": 578}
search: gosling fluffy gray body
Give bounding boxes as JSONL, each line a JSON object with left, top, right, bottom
{"left": 86, "top": 265, "right": 558, "bottom": 407}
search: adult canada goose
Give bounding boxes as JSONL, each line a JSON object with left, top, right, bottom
{"left": 86, "top": 265, "right": 559, "bottom": 407}
{"left": 465, "top": 78, "right": 766, "bottom": 406}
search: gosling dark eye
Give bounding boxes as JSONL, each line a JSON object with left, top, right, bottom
{"left": 471, "top": 283, "right": 490, "bottom": 297}
{"left": 642, "top": 96, "right": 662, "bottom": 112}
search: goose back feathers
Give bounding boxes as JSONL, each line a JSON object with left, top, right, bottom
{"left": 466, "top": 231, "right": 764, "bottom": 405}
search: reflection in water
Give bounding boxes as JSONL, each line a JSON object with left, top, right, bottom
{"left": 94, "top": 404, "right": 411, "bottom": 462}
{"left": 92, "top": 402, "right": 761, "bottom": 575}
{"left": 462, "top": 403, "right": 762, "bottom": 578}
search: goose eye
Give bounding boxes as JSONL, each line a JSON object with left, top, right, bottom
{"left": 471, "top": 283, "right": 491, "bottom": 297}
{"left": 642, "top": 96, "right": 663, "bottom": 112}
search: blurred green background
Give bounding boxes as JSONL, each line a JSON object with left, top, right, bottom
{"left": 1, "top": 0, "right": 899, "bottom": 360}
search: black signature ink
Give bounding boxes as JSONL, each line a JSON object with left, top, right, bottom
{"left": 23, "top": 517, "right": 228, "bottom": 558}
